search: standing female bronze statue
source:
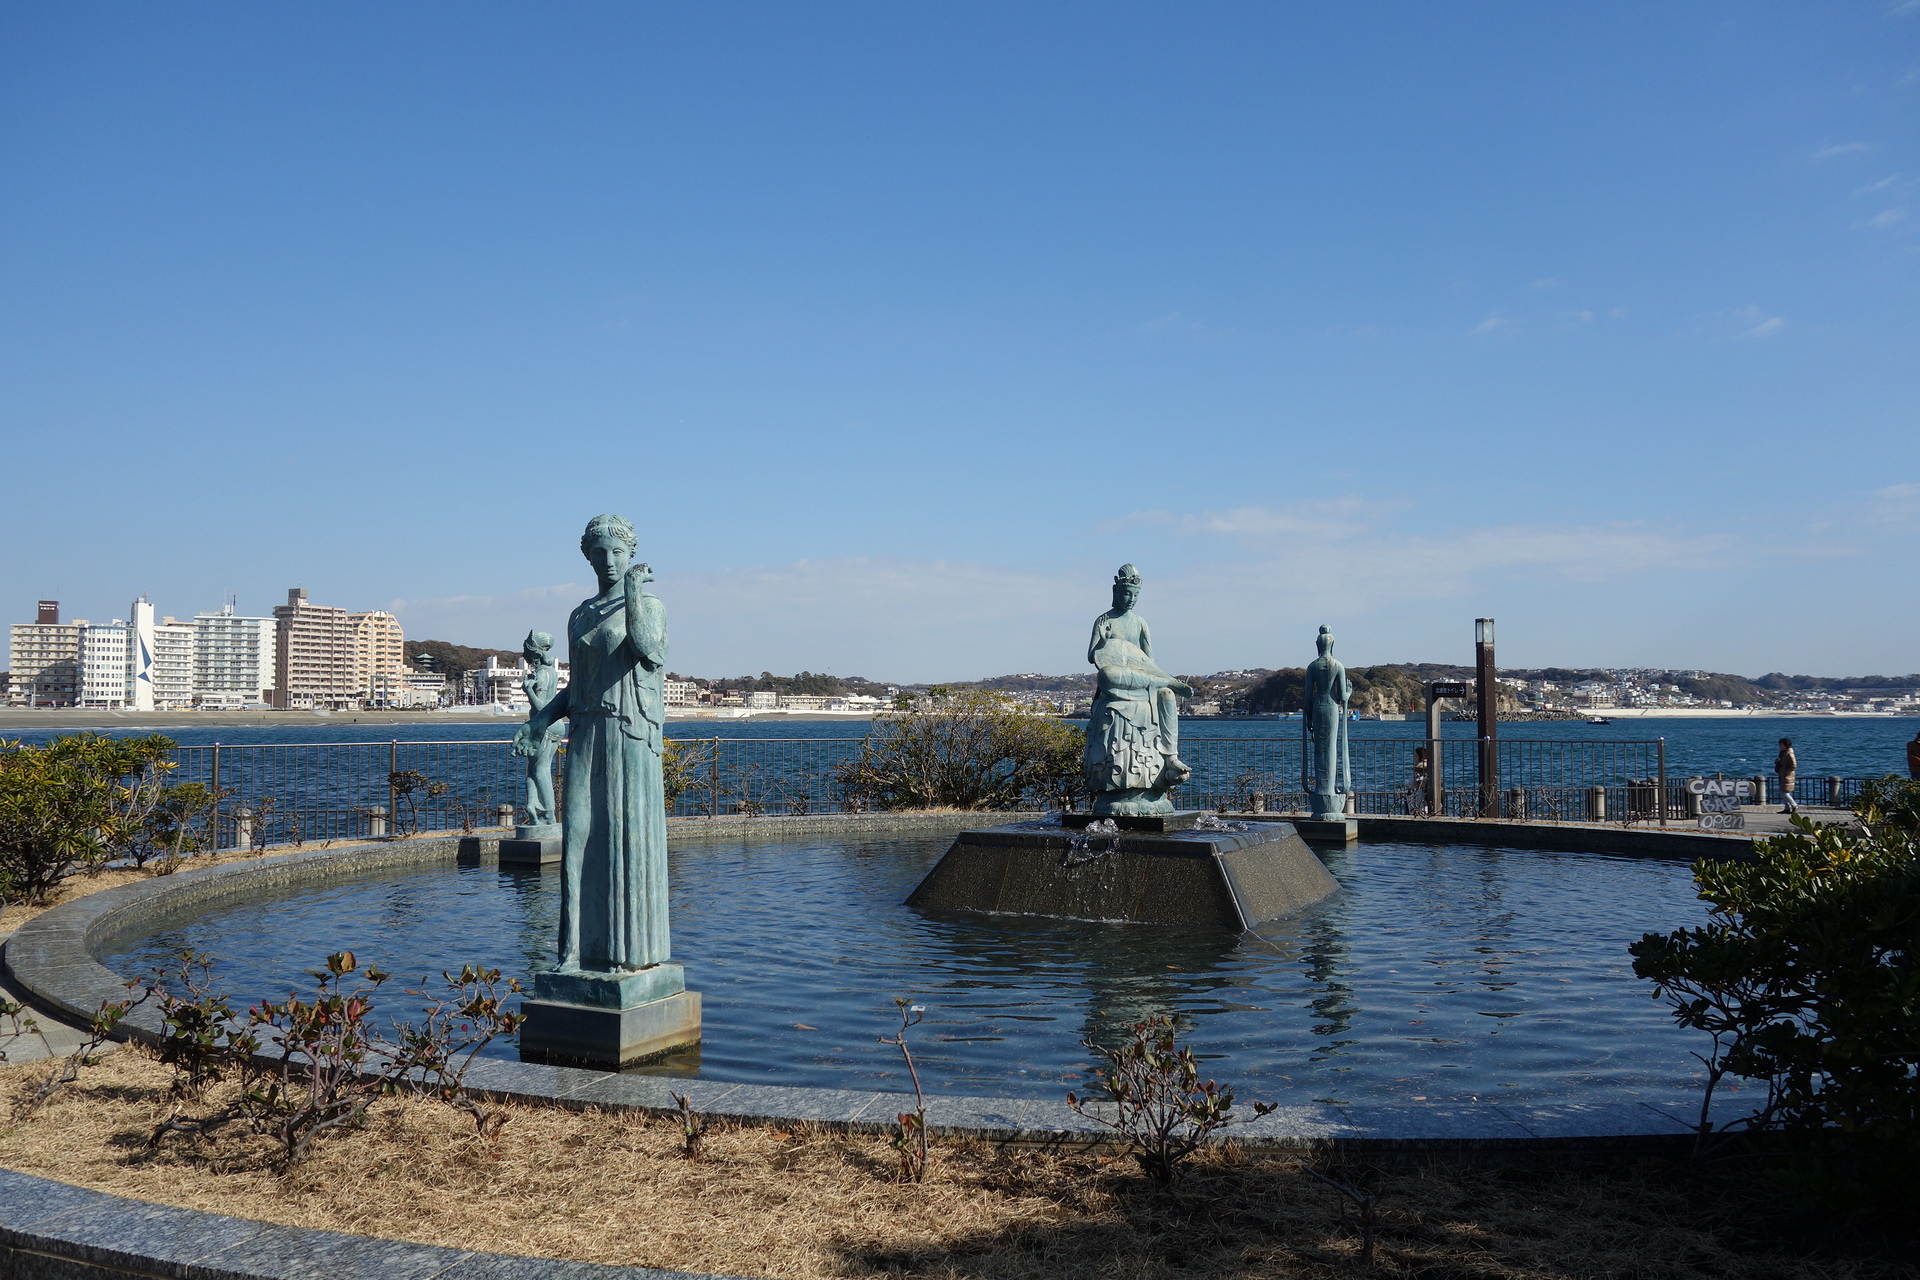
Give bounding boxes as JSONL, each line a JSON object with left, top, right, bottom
{"left": 514, "top": 513, "right": 671, "bottom": 974}
{"left": 518, "top": 629, "right": 564, "bottom": 834}
{"left": 1084, "top": 564, "right": 1192, "bottom": 815}
{"left": 1301, "top": 625, "right": 1352, "bottom": 821}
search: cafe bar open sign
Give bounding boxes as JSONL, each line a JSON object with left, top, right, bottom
{"left": 1688, "top": 777, "right": 1752, "bottom": 830}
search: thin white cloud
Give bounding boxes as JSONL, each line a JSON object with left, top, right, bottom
{"left": 1814, "top": 141, "right": 1874, "bottom": 159}
{"left": 1472, "top": 314, "right": 1516, "bottom": 335}
{"left": 1870, "top": 208, "right": 1908, "bottom": 228}
{"left": 1732, "top": 304, "right": 1785, "bottom": 338}
{"left": 1855, "top": 173, "right": 1904, "bottom": 195}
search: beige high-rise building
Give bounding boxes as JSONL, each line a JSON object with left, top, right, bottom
{"left": 350, "top": 610, "right": 406, "bottom": 707}
{"left": 8, "top": 600, "right": 81, "bottom": 706}
{"left": 271, "top": 589, "right": 408, "bottom": 709}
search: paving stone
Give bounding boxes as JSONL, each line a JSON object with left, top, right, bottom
{"left": 704, "top": 1084, "right": 886, "bottom": 1124}
{"left": 203, "top": 1223, "right": 473, "bottom": 1280}
{"left": 1234, "top": 1104, "right": 1352, "bottom": 1142}
{"left": 564, "top": 1073, "right": 741, "bottom": 1113}
{"left": 1495, "top": 1100, "right": 1688, "bottom": 1139}
{"left": 1330, "top": 1104, "right": 1534, "bottom": 1142}
{"left": 915, "top": 1093, "right": 1032, "bottom": 1136}
{"left": 21, "top": 1196, "right": 273, "bottom": 1276}
{"left": 457, "top": 1058, "right": 616, "bottom": 1105}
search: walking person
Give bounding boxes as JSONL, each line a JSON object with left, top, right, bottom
{"left": 1908, "top": 729, "right": 1920, "bottom": 781}
{"left": 1404, "top": 745, "right": 1432, "bottom": 816}
{"left": 1776, "top": 737, "right": 1799, "bottom": 815}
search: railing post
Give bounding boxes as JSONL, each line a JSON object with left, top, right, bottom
{"left": 388, "top": 739, "right": 399, "bottom": 821}
{"left": 1827, "top": 776, "right": 1841, "bottom": 807}
{"left": 1585, "top": 786, "right": 1606, "bottom": 822}
{"left": 496, "top": 802, "right": 515, "bottom": 829}
{"left": 234, "top": 806, "right": 253, "bottom": 850}
{"left": 210, "top": 742, "right": 222, "bottom": 850}
{"left": 369, "top": 806, "right": 388, "bottom": 838}
{"left": 1754, "top": 775, "right": 1770, "bottom": 808}
{"left": 1505, "top": 787, "right": 1525, "bottom": 820}
{"left": 708, "top": 738, "right": 720, "bottom": 820}
{"left": 1657, "top": 738, "right": 1668, "bottom": 827}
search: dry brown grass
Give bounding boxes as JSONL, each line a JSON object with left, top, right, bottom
{"left": 2, "top": 1053, "right": 1912, "bottom": 1280}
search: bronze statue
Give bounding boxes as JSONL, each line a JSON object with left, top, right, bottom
{"left": 1084, "top": 564, "right": 1192, "bottom": 815}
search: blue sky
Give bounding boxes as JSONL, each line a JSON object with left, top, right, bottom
{"left": 4, "top": 2, "right": 1917, "bottom": 681}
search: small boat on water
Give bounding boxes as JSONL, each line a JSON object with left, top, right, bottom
{"left": 1585, "top": 716, "right": 1613, "bottom": 725}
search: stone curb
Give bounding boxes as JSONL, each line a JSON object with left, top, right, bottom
{"left": 0, "top": 1167, "right": 750, "bottom": 1279}
{"left": 1, "top": 814, "right": 1744, "bottom": 1278}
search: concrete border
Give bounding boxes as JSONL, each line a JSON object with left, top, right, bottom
{"left": 2, "top": 812, "right": 1747, "bottom": 1278}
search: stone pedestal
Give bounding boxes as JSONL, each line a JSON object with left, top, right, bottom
{"left": 1293, "top": 818, "right": 1359, "bottom": 843}
{"left": 518, "top": 963, "right": 702, "bottom": 1068}
{"left": 1061, "top": 810, "right": 1207, "bottom": 832}
{"left": 907, "top": 819, "right": 1340, "bottom": 930}
{"left": 500, "top": 823, "right": 562, "bottom": 866}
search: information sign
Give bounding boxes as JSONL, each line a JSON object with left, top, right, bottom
{"left": 1687, "top": 777, "right": 1753, "bottom": 830}
{"left": 1428, "top": 682, "right": 1470, "bottom": 699}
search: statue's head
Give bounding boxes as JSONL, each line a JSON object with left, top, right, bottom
{"left": 523, "top": 630, "right": 554, "bottom": 665}
{"left": 580, "top": 513, "right": 638, "bottom": 588}
{"left": 1316, "top": 625, "right": 1335, "bottom": 657}
{"left": 1111, "top": 563, "right": 1142, "bottom": 612}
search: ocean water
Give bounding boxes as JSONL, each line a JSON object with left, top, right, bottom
{"left": 7, "top": 714, "right": 1914, "bottom": 782}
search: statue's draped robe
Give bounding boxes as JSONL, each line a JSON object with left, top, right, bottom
{"left": 560, "top": 589, "right": 668, "bottom": 971}
{"left": 1084, "top": 612, "right": 1179, "bottom": 795}
{"left": 1303, "top": 657, "right": 1351, "bottom": 796}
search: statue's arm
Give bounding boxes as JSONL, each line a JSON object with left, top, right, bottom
{"left": 515, "top": 684, "right": 571, "bottom": 754}
{"left": 625, "top": 573, "right": 668, "bottom": 671}
{"left": 1138, "top": 619, "right": 1152, "bottom": 659}
{"left": 1086, "top": 620, "right": 1106, "bottom": 666}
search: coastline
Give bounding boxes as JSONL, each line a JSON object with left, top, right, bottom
{"left": 2, "top": 706, "right": 1912, "bottom": 733}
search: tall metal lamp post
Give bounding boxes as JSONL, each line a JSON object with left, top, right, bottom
{"left": 1475, "top": 618, "right": 1498, "bottom": 817}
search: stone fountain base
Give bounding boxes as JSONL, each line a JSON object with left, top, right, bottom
{"left": 906, "top": 817, "right": 1339, "bottom": 930}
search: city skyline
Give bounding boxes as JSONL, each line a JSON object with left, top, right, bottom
{"left": 4, "top": 4, "right": 1917, "bottom": 679}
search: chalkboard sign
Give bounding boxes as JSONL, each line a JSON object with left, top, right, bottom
{"left": 1688, "top": 777, "right": 1753, "bottom": 830}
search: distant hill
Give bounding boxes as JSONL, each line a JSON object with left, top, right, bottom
{"left": 405, "top": 639, "right": 519, "bottom": 681}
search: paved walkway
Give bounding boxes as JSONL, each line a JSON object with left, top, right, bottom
{"left": 1732, "top": 804, "right": 1858, "bottom": 836}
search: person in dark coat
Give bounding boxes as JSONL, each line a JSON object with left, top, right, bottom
{"left": 1776, "top": 737, "right": 1799, "bottom": 815}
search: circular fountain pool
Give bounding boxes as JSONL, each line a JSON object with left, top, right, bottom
{"left": 99, "top": 831, "right": 1715, "bottom": 1108}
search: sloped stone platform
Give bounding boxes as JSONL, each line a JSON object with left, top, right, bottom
{"left": 904, "top": 819, "right": 1340, "bottom": 929}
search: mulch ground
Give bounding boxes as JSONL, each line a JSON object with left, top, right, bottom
{"left": 2, "top": 1052, "right": 1913, "bottom": 1280}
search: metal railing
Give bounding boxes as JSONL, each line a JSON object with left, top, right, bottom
{"left": 158, "top": 734, "right": 1887, "bottom": 851}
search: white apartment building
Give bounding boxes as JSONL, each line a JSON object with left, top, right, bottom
{"left": 7, "top": 601, "right": 81, "bottom": 706}
{"left": 153, "top": 618, "right": 195, "bottom": 710}
{"left": 77, "top": 620, "right": 131, "bottom": 708}
{"left": 665, "top": 679, "right": 700, "bottom": 706}
{"left": 193, "top": 605, "right": 277, "bottom": 707}
{"left": 743, "top": 691, "right": 778, "bottom": 709}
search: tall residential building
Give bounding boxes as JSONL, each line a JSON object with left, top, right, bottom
{"left": 78, "top": 619, "right": 131, "bottom": 709}
{"left": 272, "top": 588, "right": 355, "bottom": 709}
{"left": 271, "top": 589, "right": 407, "bottom": 708}
{"left": 350, "top": 610, "right": 406, "bottom": 707}
{"left": 6, "top": 600, "right": 80, "bottom": 706}
{"left": 153, "top": 617, "right": 195, "bottom": 710}
{"left": 129, "top": 597, "right": 156, "bottom": 711}
{"left": 192, "top": 603, "right": 276, "bottom": 708}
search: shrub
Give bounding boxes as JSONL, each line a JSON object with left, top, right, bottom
{"left": 0, "top": 734, "right": 183, "bottom": 908}
{"left": 838, "top": 688, "right": 1086, "bottom": 811}
{"left": 1629, "top": 777, "right": 1920, "bottom": 1217}
{"left": 151, "top": 950, "right": 523, "bottom": 1166}
{"left": 1067, "top": 1015, "right": 1273, "bottom": 1186}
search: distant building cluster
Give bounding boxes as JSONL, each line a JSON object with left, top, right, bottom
{"left": 662, "top": 680, "right": 895, "bottom": 712}
{"left": 6, "top": 591, "right": 410, "bottom": 711}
